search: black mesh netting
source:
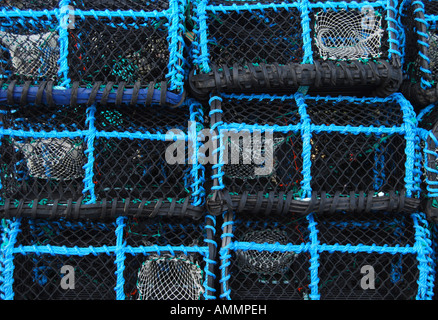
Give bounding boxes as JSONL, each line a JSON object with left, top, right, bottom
{"left": 8, "top": 216, "right": 213, "bottom": 300}
{"left": 68, "top": 15, "right": 172, "bottom": 87}
{"left": 71, "top": 0, "right": 170, "bottom": 11}
{"left": 12, "top": 218, "right": 119, "bottom": 300}
{"left": 0, "top": 0, "right": 59, "bottom": 11}
{"left": 203, "top": 5, "right": 303, "bottom": 68}
{"left": 189, "top": 1, "right": 402, "bottom": 98}
{"left": 220, "top": 211, "right": 426, "bottom": 300}
{"left": 305, "top": 99, "right": 407, "bottom": 196}
{"left": 0, "top": 0, "right": 185, "bottom": 93}
{"left": 314, "top": 211, "right": 419, "bottom": 300}
{"left": 0, "top": 102, "right": 203, "bottom": 219}
{"left": 222, "top": 212, "right": 311, "bottom": 300}
{"left": 213, "top": 97, "right": 302, "bottom": 202}
{"left": 208, "top": 96, "right": 419, "bottom": 215}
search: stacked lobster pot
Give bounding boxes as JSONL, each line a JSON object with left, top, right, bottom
{"left": 0, "top": 0, "right": 437, "bottom": 301}
{"left": 0, "top": 0, "right": 216, "bottom": 300}
{"left": 190, "top": 0, "right": 436, "bottom": 300}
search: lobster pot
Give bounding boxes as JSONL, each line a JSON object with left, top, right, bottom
{"left": 207, "top": 93, "right": 422, "bottom": 216}
{"left": 219, "top": 210, "right": 435, "bottom": 300}
{"left": 0, "top": 215, "right": 216, "bottom": 300}
{"left": 189, "top": 0, "right": 403, "bottom": 98}
{"left": 401, "top": 0, "right": 438, "bottom": 107}
{"left": 0, "top": 100, "right": 206, "bottom": 220}
{"left": 0, "top": 0, "right": 187, "bottom": 107}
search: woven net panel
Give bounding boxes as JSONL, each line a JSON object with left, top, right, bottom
{"left": 315, "top": 211, "right": 416, "bottom": 248}
{"left": 0, "top": 15, "right": 60, "bottom": 84}
{"left": 136, "top": 253, "right": 204, "bottom": 300}
{"left": 122, "top": 217, "right": 208, "bottom": 299}
{"left": 0, "top": 105, "right": 88, "bottom": 203}
{"left": 12, "top": 218, "right": 118, "bottom": 300}
{"left": 226, "top": 213, "right": 311, "bottom": 300}
{"left": 71, "top": 0, "right": 170, "bottom": 11}
{"left": 306, "top": 98, "right": 407, "bottom": 196}
{"left": 318, "top": 251, "right": 419, "bottom": 299}
{"left": 205, "top": 6, "right": 303, "bottom": 68}
{"left": 220, "top": 96, "right": 300, "bottom": 126}
{"left": 123, "top": 216, "right": 207, "bottom": 248}
{"left": 315, "top": 211, "right": 419, "bottom": 300}
{"left": 313, "top": 8, "right": 384, "bottom": 61}
{"left": 208, "top": 0, "right": 287, "bottom": 4}
{"left": 218, "top": 97, "right": 303, "bottom": 196}
{"left": 68, "top": 15, "right": 171, "bottom": 87}
{"left": 221, "top": 131, "right": 303, "bottom": 196}
{"left": 93, "top": 105, "right": 192, "bottom": 202}
{"left": 0, "top": 0, "right": 59, "bottom": 10}
{"left": 424, "top": 0, "right": 438, "bottom": 13}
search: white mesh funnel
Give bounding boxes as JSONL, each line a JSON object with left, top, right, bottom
{"left": 0, "top": 31, "right": 59, "bottom": 78}
{"left": 136, "top": 253, "right": 204, "bottom": 300}
{"left": 15, "top": 138, "right": 85, "bottom": 180}
{"left": 314, "top": 8, "right": 383, "bottom": 61}
{"left": 224, "top": 136, "right": 285, "bottom": 179}
{"left": 236, "top": 229, "right": 296, "bottom": 274}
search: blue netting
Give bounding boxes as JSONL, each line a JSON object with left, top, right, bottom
{"left": 207, "top": 92, "right": 423, "bottom": 216}
{"left": 0, "top": 0, "right": 188, "bottom": 106}
{"left": 0, "top": 0, "right": 437, "bottom": 302}
{"left": 0, "top": 214, "right": 217, "bottom": 300}
{"left": 189, "top": 0, "right": 404, "bottom": 98}
{"left": 0, "top": 99, "right": 206, "bottom": 219}
{"left": 219, "top": 210, "right": 435, "bottom": 300}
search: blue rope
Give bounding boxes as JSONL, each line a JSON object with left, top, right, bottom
{"left": 83, "top": 105, "right": 97, "bottom": 204}
{"left": 307, "top": 213, "right": 320, "bottom": 300}
{"left": 0, "top": 218, "right": 21, "bottom": 300}
{"left": 114, "top": 216, "right": 126, "bottom": 300}
{"left": 58, "top": 0, "right": 71, "bottom": 87}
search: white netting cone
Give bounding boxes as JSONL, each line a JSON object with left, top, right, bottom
{"left": 314, "top": 8, "right": 383, "bottom": 61}
{"left": 236, "top": 229, "right": 296, "bottom": 275}
{"left": 0, "top": 31, "right": 59, "bottom": 78}
{"left": 15, "top": 138, "right": 85, "bottom": 180}
{"left": 136, "top": 253, "right": 204, "bottom": 300}
{"left": 224, "top": 136, "right": 285, "bottom": 179}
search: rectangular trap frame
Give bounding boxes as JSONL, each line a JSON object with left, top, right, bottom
{"left": 0, "top": 0, "right": 188, "bottom": 107}
{"left": 206, "top": 92, "right": 423, "bottom": 216}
